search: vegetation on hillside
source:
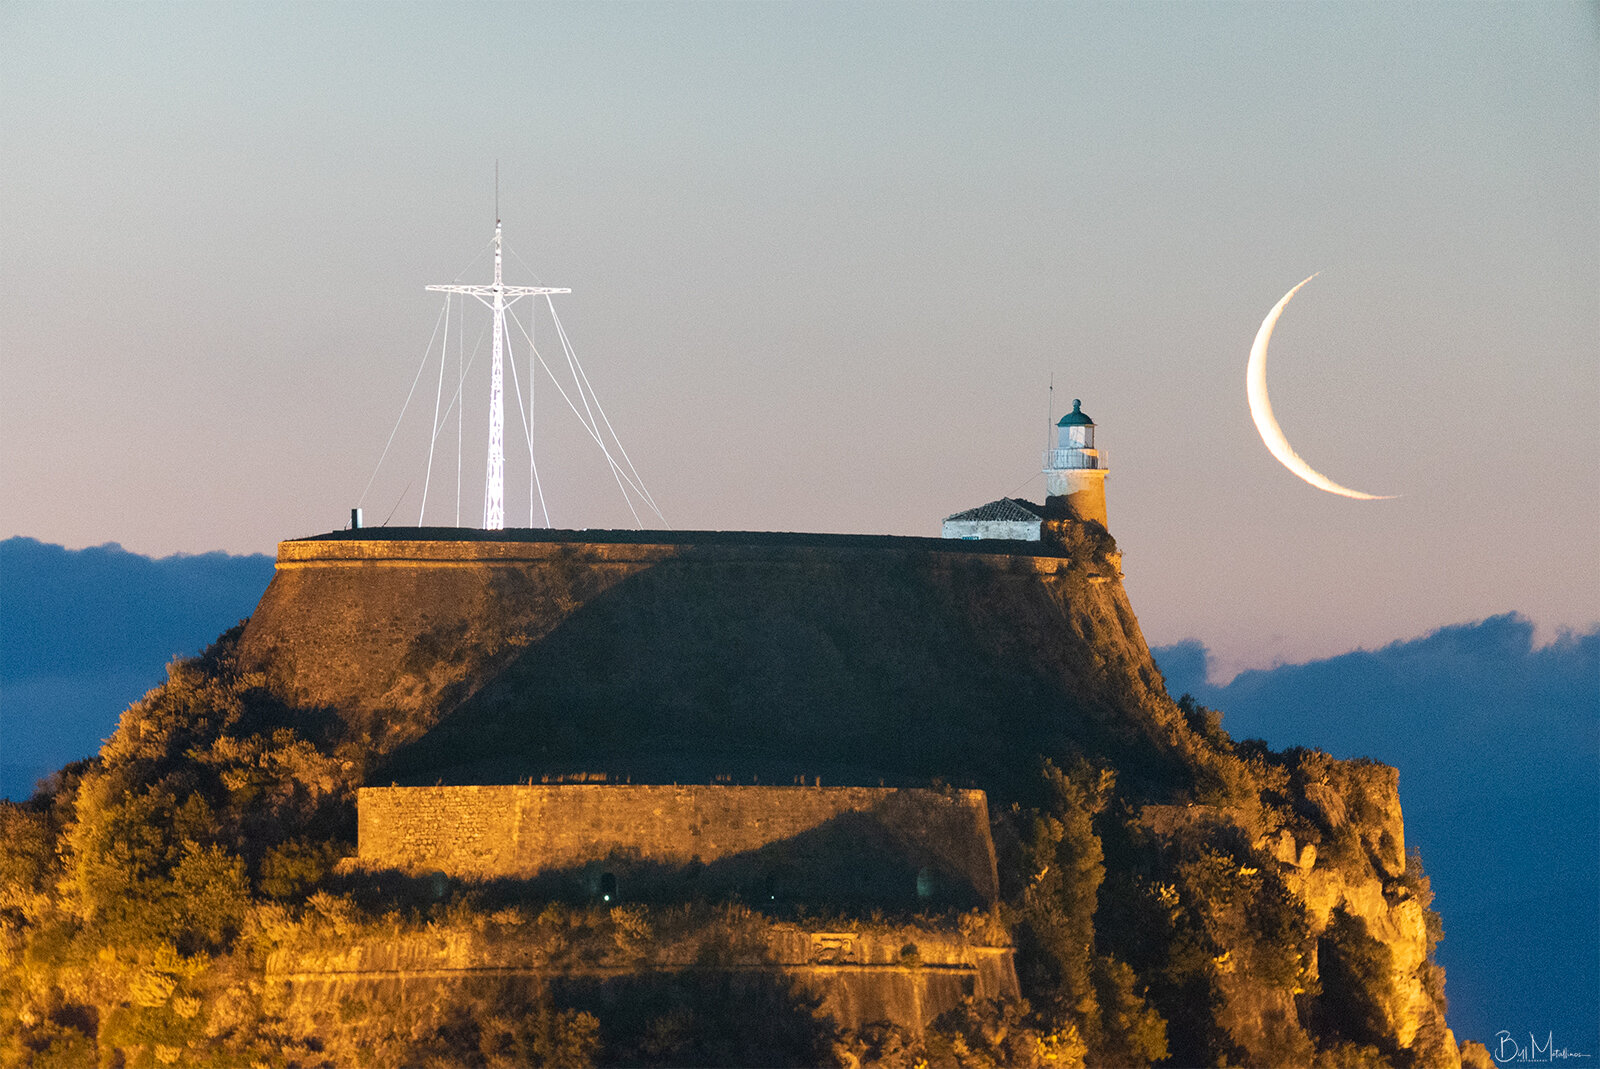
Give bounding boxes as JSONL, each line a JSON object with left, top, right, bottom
{"left": 2, "top": 626, "right": 1455, "bottom": 1067}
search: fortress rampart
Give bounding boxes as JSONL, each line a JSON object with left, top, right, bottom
{"left": 354, "top": 784, "right": 1000, "bottom": 908}
{"left": 235, "top": 528, "right": 1166, "bottom": 790}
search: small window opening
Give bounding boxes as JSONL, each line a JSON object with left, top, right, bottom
{"left": 600, "top": 871, "right": 617, "bottom": 903}
{"left": 916, "top": 866, "right": 935, "bottom": 900}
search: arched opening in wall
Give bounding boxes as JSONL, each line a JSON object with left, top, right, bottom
{"left": 600, "top": 871, "right": 617, "bottom": 903}
{"left": 916, "top": 866, "right": 936, "bottom": 901}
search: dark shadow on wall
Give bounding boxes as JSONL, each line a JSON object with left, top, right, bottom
{"left": 372, "top": 542, "right": 1193, "bottom": 805}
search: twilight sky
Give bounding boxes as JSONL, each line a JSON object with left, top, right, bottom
{"left": 3, "top": 2, "right": 1595, "bottom": 680}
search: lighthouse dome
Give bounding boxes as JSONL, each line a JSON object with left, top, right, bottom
{"left": 1056, "top": 399, "right": 1094, "bottom": 427}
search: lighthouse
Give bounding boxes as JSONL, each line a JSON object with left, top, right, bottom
{"left": 1044, "top": 399, "right": 1108, "bottom": 527}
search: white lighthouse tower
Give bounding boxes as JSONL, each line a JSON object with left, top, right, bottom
{"left": 1044, "top": 399, "right": 1108, "bottom": 527}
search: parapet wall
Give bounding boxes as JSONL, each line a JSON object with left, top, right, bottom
{"left": 356, "top": 784, "right": 1000, "bottom": 908}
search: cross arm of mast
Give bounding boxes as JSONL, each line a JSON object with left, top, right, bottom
{"left": 425, "top": 285, "right": 571, "bottom": 296}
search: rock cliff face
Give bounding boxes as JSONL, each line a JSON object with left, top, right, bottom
{"left": 1125, "top": 758, "right": 1450, "bottom": 1065}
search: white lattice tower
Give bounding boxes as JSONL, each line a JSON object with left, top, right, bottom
{"left": 427, "top": 222, "right": 569, "bottom": 529}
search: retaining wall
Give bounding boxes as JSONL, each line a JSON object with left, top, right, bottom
{"left": 356, "top": 784, "right": 1000, "bottom": 908}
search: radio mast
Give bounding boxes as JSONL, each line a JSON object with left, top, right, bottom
{"left": 426, "top": 220, "right": 569, "bottom": 529}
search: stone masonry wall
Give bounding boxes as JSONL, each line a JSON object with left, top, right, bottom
{"left": 233, "top": 530, "right": 1158, "bottom": 789}
{"left": 357, "top": 784, "right": 1000, "bottom": 907}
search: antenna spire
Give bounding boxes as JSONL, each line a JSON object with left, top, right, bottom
{"left": 1045, "top": 373, "right": 1055, "bottom": 452}
{"left": 427, "top": 202, "right": 570, "bottom": 529}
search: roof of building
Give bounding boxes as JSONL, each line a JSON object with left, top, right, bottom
{"left": 942, "top": 498, "right": 1046, "bottom": 524}
{"left": 1056, "top": 398, "right": 1095, "bottom": 427}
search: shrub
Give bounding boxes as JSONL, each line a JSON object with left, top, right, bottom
{"left": 923, "top": 996, "right": 1087, "bottom": 1069}
{"left": 1313, "top": 909, "right": 1396, "bottom": 1056}
{"left": 478, "top": 1002, "right": 602, "bottom": 1069}
{"left": 1089, "top": 955, "right": 1168, "bottom": 1067}
{"left": 257, "top": 838, "right": 342, "bottom": 900}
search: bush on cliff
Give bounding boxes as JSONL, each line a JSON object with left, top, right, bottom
{"left": 920, "top": 995, "right": 1088, "bottom": 1068}
{"left": 998, "top": 759, "right": 1169, "bottom": 1067}
{"left": 1, "top": 627, "right": 364, "bottom": 1067}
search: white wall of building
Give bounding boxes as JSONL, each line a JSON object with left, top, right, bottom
{"left": 940, "top": 519, "right": 1042, "bottom": 541}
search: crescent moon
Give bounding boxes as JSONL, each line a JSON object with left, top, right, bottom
{"left": 1247, "top": 274, "right": 1396, "bottom": 500}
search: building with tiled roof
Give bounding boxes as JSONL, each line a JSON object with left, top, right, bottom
{"left": 941, "top": 498, "right": 1045, "bottom": 541}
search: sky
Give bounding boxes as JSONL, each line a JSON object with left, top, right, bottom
{"left": 3, "top": 2, "right": 1596, "bottom": 680}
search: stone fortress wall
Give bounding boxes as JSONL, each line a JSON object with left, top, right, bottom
{"left": 240, "top": 531, "right": 1127, "bottom": 727}
{"left": 355, "top": 784, "right": 1001, "bottom": 909}
{"left": 235, "top": 527, "right": 1155, "bottom": 789}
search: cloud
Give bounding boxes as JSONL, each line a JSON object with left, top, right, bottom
{"left": 1154, "top": 616, "right": 1600, "bottom": 1053}
{"left": 0, "top": 537, "right": 274, "bottom": 799}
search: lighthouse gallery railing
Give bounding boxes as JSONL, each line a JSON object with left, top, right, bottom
{"left": 1043, "top": 449, "right": 1107, "bottom": 470}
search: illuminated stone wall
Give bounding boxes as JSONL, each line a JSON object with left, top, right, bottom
{"left": 356, "top": 783, "right": 1000, "bottom": 908}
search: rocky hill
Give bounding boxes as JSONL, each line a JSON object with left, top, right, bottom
{"left": 0, "top": 521, "right": 1481, "bottom": 1067}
